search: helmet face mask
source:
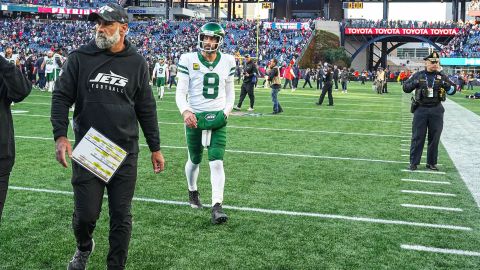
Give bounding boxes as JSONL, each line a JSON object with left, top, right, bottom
{"left": 197, "top": 23, "right": 225, "bottom": 53}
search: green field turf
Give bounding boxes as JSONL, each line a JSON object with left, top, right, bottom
{"left": 1, "top": 81, "right": 479, "bottom": 269}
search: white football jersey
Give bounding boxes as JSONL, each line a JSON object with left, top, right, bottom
{"left": 1, "top": 53, "right": 18, "bottom": 65}
{"left": 177, "top": 52, "right": 236, "bottom": 113}
{"left": 153, "top": 63, "right": 168, "bottom": 78}
{"left": 44, "top": 56, "right": 60, "bottom": 73}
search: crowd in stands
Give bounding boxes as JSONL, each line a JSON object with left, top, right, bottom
{"left": 0, "top": 0, "right": 116, "bottom": 8}
{"left": 441, "top": 22, "right": 480, "bottom": 58}
{"left": 342, "top": 19, "right": 459, "bottom": 29}
{"left": 469, "top": 0, "right": 480, "bottom": 12}
{"left": 0, "top": 17, "right": 314, "bottom": 70}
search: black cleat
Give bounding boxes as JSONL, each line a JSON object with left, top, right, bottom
{"left": 315, "top": 102, "right": 321, "bottom": 105}
{"left": 67, "top": 239, "right": 94, "bottom": 270}
{"left": 211, "top": 203, "right": 228, "bottom": 224}
{"left": 409, "top": 164, "right": 417, "bottom": 171}
{"left": 426, "top": 164, "right": 439, "bottom": 171}
{"left": 188, "top": 190, "right": 203, "bottom": 208}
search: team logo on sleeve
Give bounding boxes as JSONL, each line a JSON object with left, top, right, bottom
{"left": 89, "top": 71, "right": 129, "bottom": 93}
{"left": 193, "top": 63, "right": 200, "bottom": 70}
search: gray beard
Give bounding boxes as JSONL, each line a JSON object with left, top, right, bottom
{"left": 95, "top": 29, "right": 120, "bottom": 49}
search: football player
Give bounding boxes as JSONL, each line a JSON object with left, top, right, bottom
{"left": 41, "top": 50, "right": 63, "bottom": 92}
{"left": 152, "top": 56, "right": 169, "bottom": 100}
{"left": 175, "top": 22, "right": 236, "bottom": 224}
{"left": 0, "top": 47, "right": 20, "bottom": 66}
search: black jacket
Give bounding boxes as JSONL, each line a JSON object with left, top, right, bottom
{"left": 403, "top": 70, "right": 456, "bottom": 106}
{"left": 0, "top": 56, "right": 32, "bottom": 162}
{"left": 243, "top": 61, "right": 258, "bottom": 83}
{"left": 51, "top": 39, "right": 160, "bottom": 154}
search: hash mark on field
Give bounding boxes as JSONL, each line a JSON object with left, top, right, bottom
{"left": 8, "top": 186, "right": 472, "bottom": 231}
{"left": 401, "top": 204, "right": 463, "bottom": 212}
{"left": 401, "top": 170, "right": 446, "bottom": 175}
{"left": 401, "top": 244, "right": 480, "bottom": 257}
{"left": 401, "top": 190, "right": 456, "bottom": 197}
{"left": 401, "top": 179, "right": 451, "bottom": 185}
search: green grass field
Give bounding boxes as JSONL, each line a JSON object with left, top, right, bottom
{"left": 1, "top": 81, "right": 479, "bottom": 269}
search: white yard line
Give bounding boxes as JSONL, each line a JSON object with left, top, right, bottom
{"left": 401, "top": 170, "right": 446, "bottom": 175}
{"left": 13, "top": 111, "right": 403, "bottom": 124}
{"left": 14, "top": 135, "right": 410, "bottom": 164}
{"left": 19, "top": 101, "right": 401, "bottom": 115}
{"left": 401, "top": 204, "right": 463, "bottom": 212}
{"left": 8, "top": 186, "right": 472, "bottom": 231}
{"left": 12, "top": 114, "right": 406, "bottom": 138}
{"left": 401, "top": 244, "right": 480, "bottom": 256}
{"left": 401, "top": 190, "right": 456, "bottom": 197}
{"left": 401, "top": 179, "right": 451, "bottom": 185}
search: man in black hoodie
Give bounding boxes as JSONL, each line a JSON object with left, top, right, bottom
{"left": 50, "top": 4, "right": 165, "bottom": 270}
{"left": 0, "top": 52, "right": 32, "bottom": 223}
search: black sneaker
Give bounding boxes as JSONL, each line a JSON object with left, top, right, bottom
{"left": 67, "top": 239, "right": 94, "bottom": 270}
{"left": 409, "top": 164, "right": 417, "bottom": 171}
{"left": 188, "top": 190, "right": 203, "bottom": 208}
{"left": 426, "top": 164, "right": 439, "bottom": 171}
{"left": 211, "top": 203, "right": 228, "bottom": 224}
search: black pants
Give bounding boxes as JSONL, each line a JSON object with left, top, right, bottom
{"left": 237, "top": 82, "right": 255, "bottom": 109}
{"left": 37, "top": 73, "right": 46, "bottom": 89}
{"left": 283, "top": 79, "right": 292, "bottom": 89}
{"left": 0, "top": 158, "right": 14, "bottom": 222}
{"left": 72, "top": 154, "right": 138, "bottom": 270}
{"left": 303, "top": 79, "right": 312, "bottom": 88}
{"left": 333, "top": 78, "right": 338, "bottom": 89}
{"left": 292, "top": 78, "right": 299, "bottom": 88}
{"left": 318, "top": 83, "right": 333, "bottom": 105}
{"left": 316, "top": 78, "right": 323, "bottom": 90}
{"left": 410, "top": 104, "right": 444, "bottom": 166}
{"left": 361, "top": 77, "right": 365, "bottom": 84}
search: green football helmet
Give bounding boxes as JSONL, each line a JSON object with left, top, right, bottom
{"left": 198, "top": 22, "right": 225, "bottom": 53}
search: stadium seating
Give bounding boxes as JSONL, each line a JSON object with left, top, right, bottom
{"left": 2, "top": 0, "right": 117, "bottom": 8}
{"left": 441, "top": 23, "right": 480, "bottom": 58}
{"left": 0, "top": 18, "right": 314, "bottom": 68}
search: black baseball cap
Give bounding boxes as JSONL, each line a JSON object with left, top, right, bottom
{"left": 88, "top": 3, "right": 129, "bottom": 24}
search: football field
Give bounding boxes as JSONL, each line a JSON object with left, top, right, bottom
{"left": 1, "top": 81, "right": 479, "bottom": 269}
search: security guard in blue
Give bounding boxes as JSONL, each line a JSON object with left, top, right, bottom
{"left": 403, "top": 51, "right": 456, "bottom": 171}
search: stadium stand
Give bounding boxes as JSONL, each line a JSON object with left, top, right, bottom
{"left": 342, "top": 19, "right": 459, "bottom": 29}
{"left": 1, "top": 0, "right": 116, "bottom": 8}
{"left": 441, "top": 22, "right": 480, "bottom": 58}
{"left": 0, "top": 18, "right": 314, "bottom": 69}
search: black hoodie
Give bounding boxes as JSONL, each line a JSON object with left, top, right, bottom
{"left": 0, "top": 57, "right": 32, "bottom": 162}
{"left": 51, "top": 39, "right": 160, "bottom": 154}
